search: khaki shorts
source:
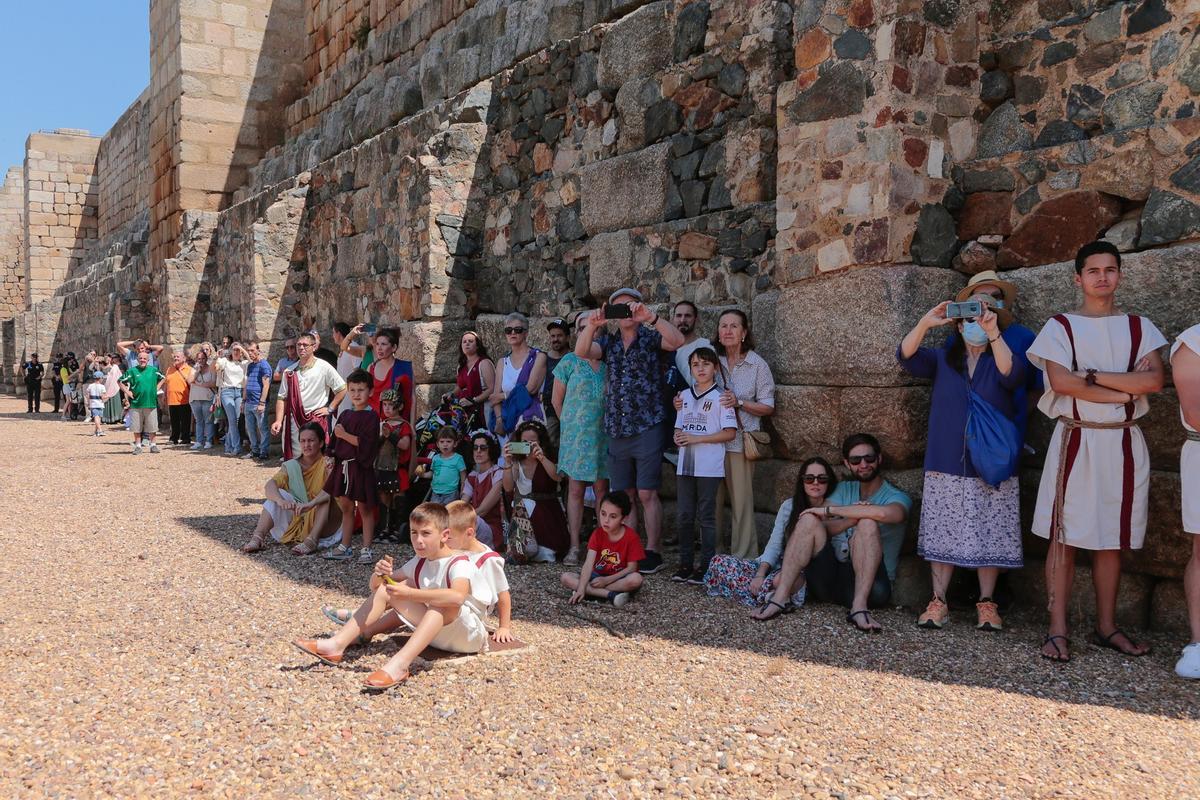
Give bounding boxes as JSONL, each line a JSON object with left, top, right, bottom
{"left": 130, "top": 407, "right": 158, "bottom": 434}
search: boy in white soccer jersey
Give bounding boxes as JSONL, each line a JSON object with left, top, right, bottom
{"left": 293, "top": 502, "right": 485, "bottom": 691}
{"left": 671, "top": 347, "right": 738, "bottom": 584}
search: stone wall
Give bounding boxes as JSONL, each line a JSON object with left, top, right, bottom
{"left": 96, "top": 89, "right": 152, "bottom": 248}
{"left": 22, "top": 131, "right": 101, "bottom": 306}
{"left": 0, "top": 167, "right": 24, "bottom": 321}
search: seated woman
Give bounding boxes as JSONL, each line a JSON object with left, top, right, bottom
{"left": 703, "top": 457, "right": 837, "bottom": 609}
{"left": 463, "top": 430, "right": 505, "bottom": 550}
{"left": 241, "top": 422, "right": 342, "bottom": 555}
{"left": 502, "top": 420, "right": 568, "bottom": 562}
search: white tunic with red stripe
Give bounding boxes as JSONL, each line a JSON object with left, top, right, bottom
{"left": 1171, "top": 324, "right": 1200, "bottom": 535}
{"left": 1028, "top": 313, "right": 1166, "bottom": 550}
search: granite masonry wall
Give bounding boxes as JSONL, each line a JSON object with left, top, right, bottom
{"left": 1, "top": 0, "right": 1199, "bottom": 628}
{"left": 0, "top": 167, "right": 24, "bottom": 320}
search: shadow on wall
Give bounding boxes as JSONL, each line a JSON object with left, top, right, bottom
{"left": 174, "top": 503, "right": 1200, "bottom": 722}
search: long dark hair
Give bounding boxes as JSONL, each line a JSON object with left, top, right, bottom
{"left": 458, "top": 330, "right": 491, "bottom": 370}
{"left": 298, "top": 421, "right": 327, "bottom": 452}
{"left": 783, "top": 457, "right": 838, "bottom": 536}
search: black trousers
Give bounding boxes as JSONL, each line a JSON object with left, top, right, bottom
{"left": 805, "top": 541, "right": 893, "bottom": 609}
{"left": 52, "top": 381, "right": 62, "bottom": 412}
{"left": 26, "top": 382, "right": 40, "bottom": 412}
{"left": 169, "top": 403, "right": 193, "bottom": 443}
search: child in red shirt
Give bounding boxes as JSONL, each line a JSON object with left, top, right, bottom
{"left": 560, "top": 492, "right": 645, "bottom": 607}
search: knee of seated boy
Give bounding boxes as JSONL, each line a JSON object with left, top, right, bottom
{"left": 625, "top": 572, "right": 644, "bottom": 590}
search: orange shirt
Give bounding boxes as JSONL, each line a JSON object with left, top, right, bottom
{"left": 164, "top": 364, "right": 193, "bottom": 405}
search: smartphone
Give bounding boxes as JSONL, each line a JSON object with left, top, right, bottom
{"left": 946, "top": 300, "right": 983, "bottom": 319}
{"left": 361, "top": 322, "right": 378, "bottom": 335}
{"left": 604, "top": 302, "right": 633, "bottom": 319}
{"left": 509, "top": 441, "right": 531, "bottom": 456}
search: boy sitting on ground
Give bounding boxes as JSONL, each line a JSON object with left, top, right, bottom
{"left": 293, "top": 502, "right": 486, "bottom": 691}
{"left": 320, "top": 500, "right": 515, "bottom": 643}
{"left": 560, "top": 492, "right": 645, "bottom": 607}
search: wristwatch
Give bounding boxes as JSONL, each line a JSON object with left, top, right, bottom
{"left": 1084, "top": 369, "right": 1097, "bottom": 386}
{"left": 736, "top": 399, "right": 744, "bottom": 409}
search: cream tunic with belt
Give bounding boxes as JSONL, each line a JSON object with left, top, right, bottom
{"left": 1172, "top": 324, "right": 1200, "bottom": 535}
{"left": 1028, "top": 313, "right": 1166, "bottom": 551}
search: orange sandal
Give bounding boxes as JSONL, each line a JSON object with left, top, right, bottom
{"left": 292, "top": 638, "right": 343, "bottom": 666}
{"left": 363, "top": 669, "right": 410, "bottom": 692}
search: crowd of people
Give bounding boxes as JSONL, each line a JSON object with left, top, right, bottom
{"left": 20, "top": 242, "right": 1200, "bottom": 682}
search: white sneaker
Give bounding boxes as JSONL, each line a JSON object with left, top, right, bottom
{"left": 190, "top": 442, "right": 202, "bottom": 450}
{"left": 149, "top": 444, "right": 160, "bottom": 454}
{"left": 533, "top": 546, "right": 557, "bottom": 563}
{"left": 97, "top": 430, "right": 106, "bottom": 436}
{"left": 132, "top": 444, "right": 142, "bottom": 455}
{"left": 563, "top": 546, "right": 581, "bottom": 566}
{"left": 611, "top": 592, "right": 631, "bottom": 608}
{"left": 1175, "top": 642, "right": 1200, "bottom": 679}
{"left": 203, "top": 442, "right": 213, "bottom": 450}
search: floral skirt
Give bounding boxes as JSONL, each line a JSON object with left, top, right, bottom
{"left": 703, "top": 555, "right": 781, "bottom": 608}
{"left": 917, "top": 471, "right": 1023, "bottom": 569}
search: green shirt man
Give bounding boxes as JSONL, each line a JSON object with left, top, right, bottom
{"left": 120, "top": 363, "right": 166, "bottom": 408}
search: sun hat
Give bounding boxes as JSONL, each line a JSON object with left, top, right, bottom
{"left": 955, "top": 270, "right": 1016, "bottom": 326}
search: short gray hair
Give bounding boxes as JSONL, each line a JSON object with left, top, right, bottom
{"left": 504, "top": 312, "right": 529, "bottom": 328}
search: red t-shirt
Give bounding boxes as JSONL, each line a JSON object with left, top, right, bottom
{"left": 587, "top": 526, "right": 646, "bottom": 576}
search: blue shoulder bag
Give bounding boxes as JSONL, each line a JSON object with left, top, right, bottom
{"left": 964, "top": 382, "right": 1021, "bottom": 487}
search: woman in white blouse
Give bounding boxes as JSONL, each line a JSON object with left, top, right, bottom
{"left": 215, "top": 343, "right": 248, "bottom": 456}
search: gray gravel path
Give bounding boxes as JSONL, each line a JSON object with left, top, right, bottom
{"left": 0, "top": 398, "right": 1197, "bottom": 799}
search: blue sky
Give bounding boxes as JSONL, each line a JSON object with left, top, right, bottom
{"left": 0, "top": 2, "right": 149, "bottom": 173}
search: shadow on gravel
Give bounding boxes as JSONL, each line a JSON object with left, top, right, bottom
{"left": 175, "top": 509, "right": 1200, "bottom": 723}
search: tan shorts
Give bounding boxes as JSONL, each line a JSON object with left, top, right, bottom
{"left": 129, "top": 407, "right": 158, "bottom": 434}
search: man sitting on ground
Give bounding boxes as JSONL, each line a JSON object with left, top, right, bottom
{"left": 751, "top": 433, "right": 911, "bottom": 631}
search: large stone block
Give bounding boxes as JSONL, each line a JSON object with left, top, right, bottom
{"left": 393, "top": 320, "right": 474, "bottom": 385}
{"left": 1008, "top": 558, "right": 1153, "bottom": 628}
{"left": 597, "top": 1, "right": 672, "bottom": 91}
{"left": 580, "top": 142, "right": 672, "bottom": 235}
{"left": 586, "top": 230, "right": 635, "bottom": 300}
{"left": 755, "top": 266, "right": 965, "bottom": 386}
{"left": 995, "top": 191, "right": 1122, "bottom": 269}
{"left": 1004, "top": 241, "right": 1200, "bottom": 342}
{"left": 1150, "top": 579, "right": 1190, "bottom": 635}
{"left": 772, "top": 385, "right": 931, "bottom": 468}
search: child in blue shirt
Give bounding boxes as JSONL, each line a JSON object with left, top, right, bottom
{"left": 427, "top": 427, "right": 467, "bottom": 504}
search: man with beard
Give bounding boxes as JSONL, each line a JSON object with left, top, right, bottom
{"left": 752, "top": 433, "right": 911, "bottom": 630}
{"left": 671, "top": 300, "right": 711, "bottom": 379}
{"left": 541, "top": 318, "right": 571, "bottom": 448}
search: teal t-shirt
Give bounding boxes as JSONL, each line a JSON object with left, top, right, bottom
{"left": 430, "top": 452, "right": 467, "bottom": 494}
{"left": 120, "top": 365, "right": 164, "bottom": 409}
{"left": 826, "top": 479, "right": 912, "bottom": 581}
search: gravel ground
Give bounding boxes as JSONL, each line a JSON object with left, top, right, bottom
{"left": 0, "top": 396, "right": 1197, "bottom": 799}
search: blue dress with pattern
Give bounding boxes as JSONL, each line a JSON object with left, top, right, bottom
{"left": 553, "top": 354, "right": 609, "bottom": 482}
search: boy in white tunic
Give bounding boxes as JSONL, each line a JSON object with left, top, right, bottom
{"left": 1170, "top": 323, "right": 1200, "bottom": 678}
{"left": 293, "top": 503, "right": 486, "bottom": 692}
{"left": 1027, "top": 241, "right": 1166, "bottom": 662}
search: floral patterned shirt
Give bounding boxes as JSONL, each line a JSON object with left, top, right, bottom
{"left": 599, "top": 326, "right": 666, "bottom": 439}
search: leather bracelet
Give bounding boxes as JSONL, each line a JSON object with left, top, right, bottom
{"left": 988, "top": 336, "right": 1000, "bottom": 343}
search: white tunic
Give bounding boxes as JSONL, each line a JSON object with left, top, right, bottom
{"left": 1028, "top": 314, "right": 1167, "bottom": 550}
{"left": 278, "top": 358, "right": 346, "bottom": 412}
{"left": 1172, "top": 324, "right": 1200, "bottom": 535}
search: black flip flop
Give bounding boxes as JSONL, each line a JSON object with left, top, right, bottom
{"left": 847, "top": 609, "right": 881, "bottom": 634}
{"left": 1041, "top": 634, "right": 1071, "bottom": 663}
{"left": 752, "top": 600, "right": 792, "bottom": 621}
{"left": 1091, "top": 628, "right": 1150, "bottom": 657}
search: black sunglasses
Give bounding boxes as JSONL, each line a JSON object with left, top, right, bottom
{"left": 504, "top": 327, "right": 527, "bottom": 335}
{"left": 847, "top": 453, "right": 879, "bottom": 465}
{"left": 802, "top": 474, "right": 830, "bottom": 484}
{"left": 472, "top": 443, "right": 490, "bottom": 451}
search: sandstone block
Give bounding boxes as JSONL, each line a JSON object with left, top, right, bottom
{"left": 1009, "top": 558, "right": 1152, "bottom": 628}
{"left": 996, "top": 191, "right": 1122, "bottom": 269}
{"left": 755, "top": 267, "right": 965, "bottom": 387}
{"left": 597, "top": 1, "right": 671, "bottom": 91}
{"left": 1150, "top": 579, "right": 1190, "bottom": 635}
{"left": 580, "top": 142, "right": 671, "bottom": 235}
{"left": 956, "top": 192, "right": 1012, "bottom": 240}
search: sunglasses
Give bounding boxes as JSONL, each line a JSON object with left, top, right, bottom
{"left": 504, "top": 327, "right": 527, "bottom": 335}
{"left": 847, "top": 453, "right": 879, "bottom": 465}
{"left": 802, "top": 474, "right": 830, "bottom": 484}
{"left": 472, "top": 444, "right": 490, "bottom": 451}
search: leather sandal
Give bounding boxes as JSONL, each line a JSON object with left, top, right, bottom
{"left": 1041, "top": 634, "right": 1070, "bottom": 663}
{"left": 241, "top": 532, "right": 267, "bottom": 553}
{"left": 292, "top": 638, "right": 343, "bottom": 666}
{"left": 363, "top": 669, "right": 410, "bottom": 692}
{"left": 847, "top": 609, "right": 881, "bottom": 634}
{"left": 291, "top": 536, "right": 319, "bottom": 556}
{"left": 1091, "top": 628, "right": 1150, "bottom": 657}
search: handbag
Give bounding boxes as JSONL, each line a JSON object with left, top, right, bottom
{"left": 718, "top": 360, "right": 773, "bottom": 461}
{"left": 964, "top": 384, "right": 1020, "bottom": 487}
{"left": 504, "top": 496, "right": 534, "bottom": 565}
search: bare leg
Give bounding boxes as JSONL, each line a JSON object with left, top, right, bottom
{"left": 359, "top": 504, "right": 377, "bottom": 549}
{"left": 567, "top": 479, "right": 585, "bottom": 551}
{"left": 849, "top": 520, "right": 883, "bottom": 630}
{"left": 336, "top": 497, "right": 354, "bottom": 547}
{"left": 242, "top": 508, "right": 274, "bottom": 551}
{"left": 930, "top": 561, "right": 954, "bottom": 600}
{"left": 1188, "top": 537, "right": 1200, "bottom": 644}
{"left": 360, "top": 609, "right": 404, "bottom": 639}
{"left": 316, "top": 584, "right": 392, "bottom": 657}
{"left": 1093, "top": 549, "right": 1149, "bottom": 654}
{"left": 561, "top": 572, "right": 582, "bottom": 591}
{"left": 639, "top": 489, "right": 662, "bottom": 552}
{"left": 1042, "top": 541, "right": 1075, "bottom": 659}
{"left": 585, "top": 572, "right": 644, "bottom": 597}
{"left": 624, "top": 489, "right": 640, "bottom": 538}
{"left": 753, "top": 515, "right": 826, "bottom": 618}
{"left": 375, "top": 600, "right": 459, "bottom": 680}
{"left": 977, "top": 567, "right": 999, "bottom": 599}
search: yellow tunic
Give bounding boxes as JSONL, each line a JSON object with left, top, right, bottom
{"left": 271, "top": 458, "right": 329, "bottom": 544}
